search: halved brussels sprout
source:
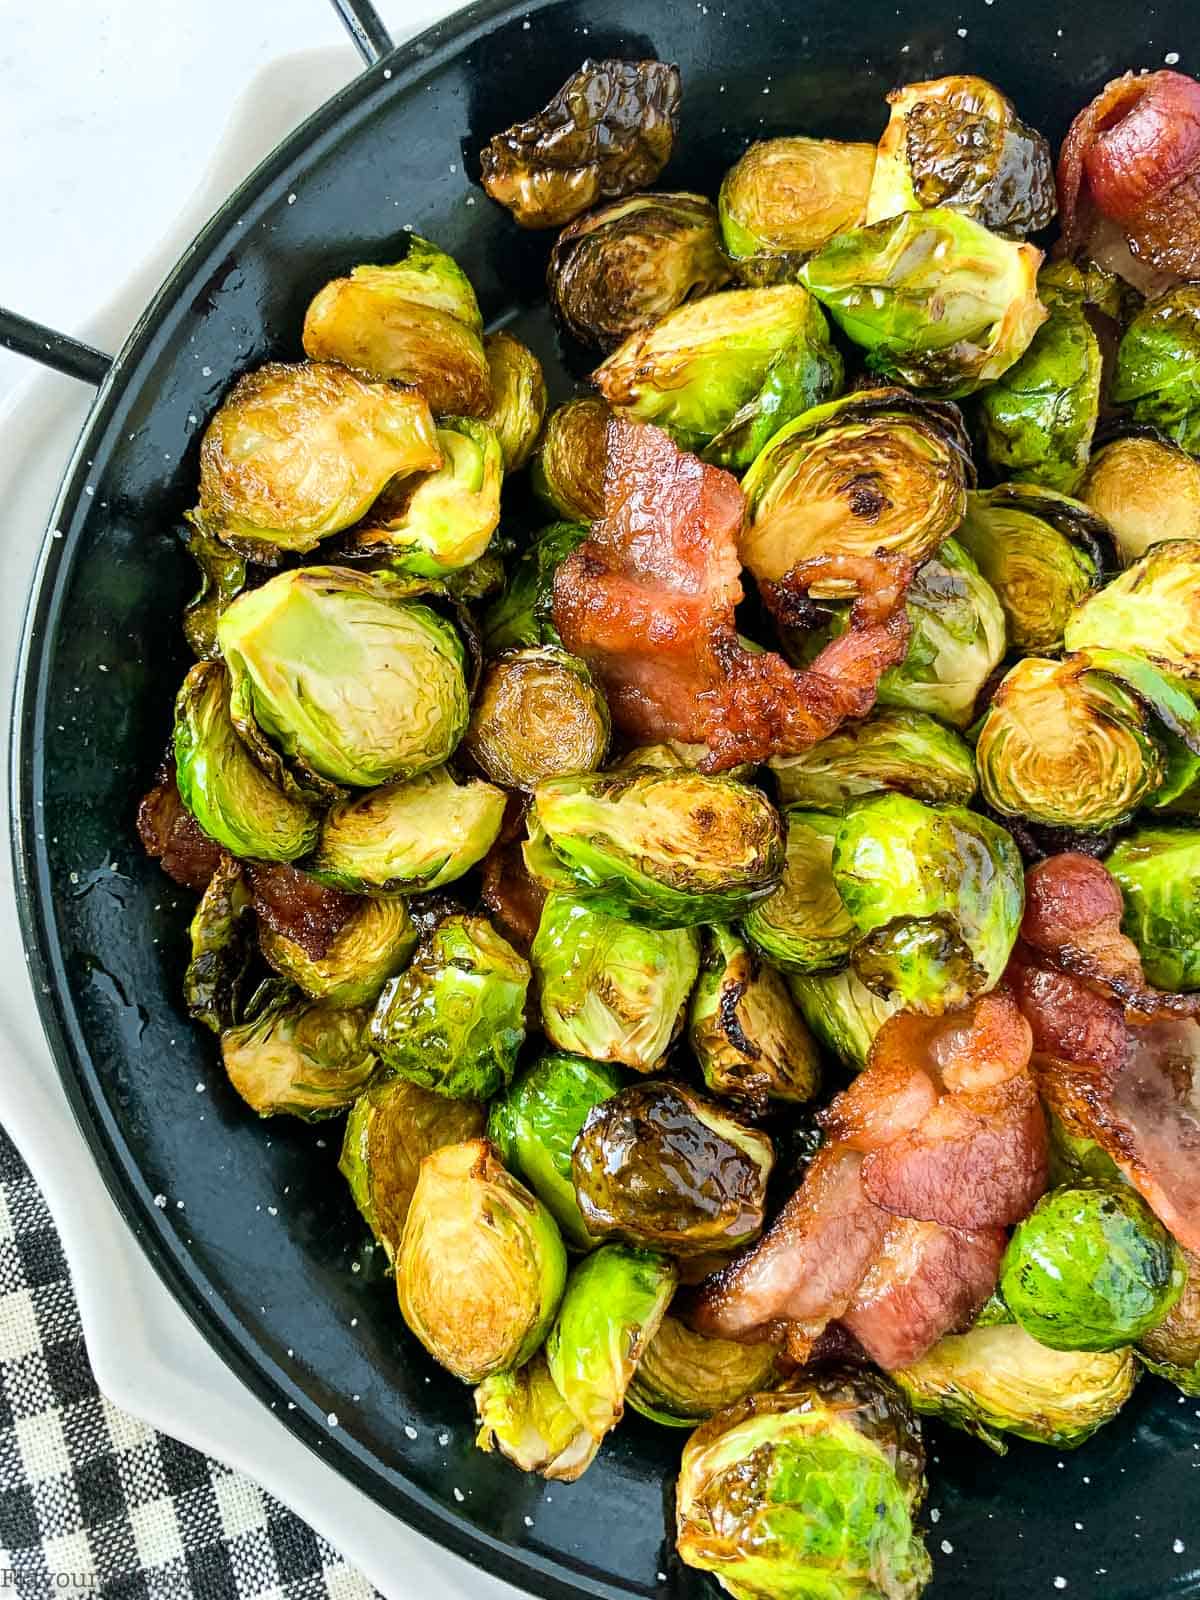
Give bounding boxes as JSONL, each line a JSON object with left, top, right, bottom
{"left": 531, "top": 894, "right": 700, "bottom": 1072}
{"left": 339, "top": 1076, "right": 485, "bottom": 1259}
{"left": 688, "top": 925, "right": 820, "bottom": 1109}
{"left": 1112, "top": 285, "right": 1200, "bottom": 455}
{"left": 218, "top": 567, "right": 469, "bottom": 789}
{"left": 1106, "top": 827, "right": 1200, "bottom": 990}
{"left": 475, "top": 1351, "right": 599, "bottom": 1480}
{"left": 482, "top": 521, "right": 590, "bottom": 653}
{"left": 198, "top": 362, "right": 441, "bottom": 561}
{"left": 309, "top": 766, "right": 505, "bottom": 895}
{"left": 800, "top": 208, "right": 1046, "bottom": 397}
{"left": 833, "top": 793, "right": 1024, "bottom": 1013}
{"left": 626, "top": 1314, "right": 777, "bottom": 1427}
{"left": 976, "top": 656, "right": 1165, "bottom": 831}
{"left": 895, "top": 1323, "right": 1137, "bottom": 1452}
{"left": 482, "top": 331, "right": 547, "bottom": 471}
{"left": 1000, "top": 1180, "right": 1184, "bottom": 1352}
{"left": 530, "top": 397, "right": 610, "bottom": 523}
{"left": 1138, "top": 1248, "right": 1200, "bottom": 1396}
{"left": 769, "top": 709, "right": 976, "bottom": 811}
{"left": 528, "top": 769, "right": 785, "bottom": 929}
{"left": 221, "top": 991, "right": 378, "bottom": 1120}
{"left": 370, "top": 913, "right": 529, "bottom": 1100}
{"left": 742, "top": 808, "right": 856, "bottom": 975}
{"left": 787, "top": 967, "right": 900, "bottom": 1072}
{"left": 676, "top": 1365, "right": 931, "bottom": 1600}
{"left": 464, "top": 647, "right": 610, "bottom": 790}
{"left": 548, "top": 192, "right": 731, "bottom": 348}
{"left": 718, "top": 137, "right": 877, "bottom": 282}
{"left": 1079, "top": 436, "right": 1200, "bottom": 566}
{"left": 571, "top": 1081, "right": 774, "bottom": 1255}
{"left": 180, "top": 513, "right": 246, "bottom": 660}
{"left": 183, "top": 855, "right": 253, "bottom": 1033}
{"left": 260, "top": 896, "right": 416, "bottom": 1008}
{"left": 1064, "top": 540, "right": 1200, "bottom": 682}
{"left": 397, "top": 1138, "right": 566, "bottom": 1383}
{"left": 302, "top": 235, "right": 491, "bottom": 416}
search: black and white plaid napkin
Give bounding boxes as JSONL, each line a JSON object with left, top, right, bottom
{"left": 0, "top": 1125, "right": 377, "bottom": 1600}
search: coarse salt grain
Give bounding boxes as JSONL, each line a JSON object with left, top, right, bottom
{"left": 1176, "top": 1540, "right": 1187, "bottom": 1554}
{"left": 940, "top": 1540, "right": 954, "bottom": 1555}
{"left": 453, "top": 1487, "right": 465, "bottom": 1502}
{"left": 327, "top": 1412, "right": 339, "bottom": 1427}
{"left": 404, "top": 1424, "right": 418, "bottom": 1439}
{"left": 1054, "top": 1581, "right": 1068, "bottom": 1591}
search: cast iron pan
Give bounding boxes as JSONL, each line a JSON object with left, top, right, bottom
{"left": 10, "top": 1, "right": 1200, "bottom": 1595}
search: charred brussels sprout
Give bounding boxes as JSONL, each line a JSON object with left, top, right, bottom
{"left": 867, "top": 75, "right": 1056, "bottom": 236}
{"left": 1080, "top": 437, "right": 1200, "bottom": 566}
{"left": 800, "top": 208, "right": 1046, "bottom": 398}
{"left": 676, "top": 1365, "right": 931, "bottom": 1600}
{"left": 302, "top": 235, "right": 491, "bottom": 416}
{"left": 217, "top": 567, "right": 469, "bottom": 789}
{"left": 532, "top": 894, "right": 700, "bottom": 1071}
{"left": 1064, "top": 540, "right": 1200, "bottom": 683}
{"left": 832, "top": 793, "right": 1024, "bottom": 1013}
{"left": 769, "top": 709, "right": 976, "bottom": 811}
{"left": 260, "top": 896, "right": 416, "bottom": 1007}
{"left": 464, "top": 648, "right": 610, "bottom": 790}
{"left": 1112, "top": 286, "right": 1200, "bottom": 454}
{"left": 571, "top": 1081, "right": 774, "bottom": 1255}
{"left": 482, "top": 331, "right": 547, "bottom": 471}
{"left": 482, "top": 521, "right": 590, "bottom": 652}
{"left": 528, "top": 769, "right": 785, "bottom": 929}
{"left": 180, "top": 514, "right": 246, "bottom": 660}
{"left": 1000, "top": 1182, "right": 1184, "bottom": 1352}
{"left": 627, "top": 1315, "right": 777, "bottom": 1426}
{"left": 475, "top": 1351, "right": 599, "bottom": 1481}
{"left": 183, "top": 856, "right": 253, "bottom": 1033}
{"left": 1138, "top": 1249, "right": 1200, "bottom": 1396}
{"left": 309, "top": 767, "right": 505, "bottom": 895}
{"left": 197, "top": 362, "right": 441, "bottom": 561}
{"left": 742, "top": 809, "right": 856, "bottom": 974}
{"left": 397, "top": 1138, "right": 566, "bottom": 1383}
{"left": 531, "top": 397, "right": 610, "bottom": 523}
{"left": 1106, "top": 827, "right": 1200, "bottom": 990}
{"left": 718, "top": 137, "right": 877, "bottom": 282}
{"left": 548, "top": 192, "right": 731, "bottom": 349}
{"left": 787, "top": 967, "right": 900, "bottom": 1072}
{"left": 688, "top": 925, "right": 821, "bottom": 1109}
{"left": 221, "top": 992, "right": 378, "bottom": 1120}
{"left": 370, "top": 913, "right": 529, "bottom": 1100}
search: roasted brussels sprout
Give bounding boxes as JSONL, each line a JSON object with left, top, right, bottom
{"left": 718, "top": 137, "right": 877, "bottom": 282}
{"left": 832, "top": 793, "right": 1024, "bottom": 1013}
{"left": 217, "top": 567, "right": 469, "bottom": 789}
{"left": 1138, "top": 1248, "right": 1200, "bottom": 1396}
{"left": 688, "top": 925, "right": 820, "bottom": 1109}
{"left": 370, "top": 913, "right": 529, "bottom": 1100}
{"left": 867, "top": 75, "right": 1056, "bottom": 237}
{"left": 260, "top": 895, "right": 416, "bottom": 1008}
{"left": 464, "top": 647, "right": 610, "bottom": 790}
{"left": 571, "top": 1081, "right": 774, "bottom": 1255}
{"left": 482, "top": 521, "right": 590, "bottom": 652}
{"left": 769, "top": 709, "right": 976, "bottom": 811}
{"left": 183, "top": 855, "right": 253, "bottom": 1033}
{"left": 1001, "top": 1181, "right": 1184, "bottom": 1352}
{"left": 309, "top": 766, "right": 505, "bottom": 895}
{"left": 1064, "top": 540, "right": 1200, "bottom": 683}
{"left": 475, "top": 1351, "right": 599, "bottom": 1480}
{"left": 800, "top": 208, "right": 1046, "bottom": 397}
{"left": 302, "top": 235, "right": 491, "bottom": 416}
{"left": 530, "top": 397, "right": 610, "bottom": 523}
{"left": 339, "top": 1076, "right": 485, "bottom": 1259}
{"left": 527, "top": 769, "right": 785, "bottom": 929}
{"left": 221, "top": 991, "right": 378, "bottom": 1120}
{"left": 1106, "top": 827, "right": 1200, "bottom": 990}
{"left": 1079, "top": 436, "right": 1200, "bottom": 566}
{"left": 895, "top": 1323, "right": 1137, "bottom": 1452}
{"left": 548, "top": 192, "right": 731, "bottom": 348}
{"left": 1112, "top": 286, "right": 1200, "bottom": 454}
{"left": 676, "top": 1365, "right": 931, "bottom": 1600}
{"left": 626, "top": 1315, "right": 777, "bottom": 1427}
{"left": 482, "top": 331, "right": 547, "bottom": 471}
{"left": 787, "top": 966, "right": 900, "bottom": 1072}
{"left": 180, "top": 514, "right": 246, "bottom": 660}
{"left": 531, "top": 894, "right": 700, "bottom": 1072}
{"left": 742, "top": 808, "right": 856, "bottom": 974}
{"left": 397, "top": 1138, "right": 566, "bottom": 1383}
{"left": 196, "top": 363, "right": 442, "bottom": 561}
{"left": 480, "top": 59, "right": 682, "bottom": 230}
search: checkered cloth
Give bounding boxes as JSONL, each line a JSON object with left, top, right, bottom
{"left": 0, "top": 1126, "right": 377, "bottom": 1599}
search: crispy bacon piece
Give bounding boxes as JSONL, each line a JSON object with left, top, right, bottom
{"left": 245, "top": 862, "right": 358, "bottom": 961}
{"left": 136, "top": 760, "right": 222, "bottom": 893}
{"left": 480, "top": 798, "right": 546, "bottom": 957}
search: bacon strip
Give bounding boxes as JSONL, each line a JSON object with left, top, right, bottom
{"left": 137, "top": 760, "right": 222, "bottom": 893}
{"left": 245, "top": 862, "right": 359, "bottom": 961}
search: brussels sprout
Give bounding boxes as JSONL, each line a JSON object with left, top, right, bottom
{"left": 1112, "top": 286, "right": 1200, "bottom": 455}
{"left": 482, "top": 331, "right": 547, "bottom": 471}
{"left": 976, "top": 261, "right": 1102, "bottom": 493}
{"left": 676, "top": 1365, "right": 931, "bottom": 1600}
{"left": 464, "top": 647, "right": 610, "bottom": 790}
{"left": 482, "top": 521, "right": 590, "bottom": 652}
{"left": 1106, "top": 827, "right": 1200, "bottom": 990}
{"left": 217, "top": 567, "right": 469, "bottom": 789}
{"left": 302, "top": 235, "right": 491, "bottom": 416}
{"left": 488, "top": 1052, "right": 624, "bottom": 1249}
{"left": 173, "top": 661, "right": 318, "bottom": 863}
{"left": 183, "top": 855, "right": 253, "bottom": 1033}
{"left": 626, "top": 1314, "right": 777, "bottom": 1427}
{"left": 1138, "top": 1249, "right": 1200, "bottom": 1396}
{"left": 1064, "top": 540, "right": 1200, "bottom": 683}
{"left": 800, "top": 208, "right": 1046, "bottom": 398}
{"left": 341, "top": 418, "right": 502, "bottom": 577}
{"left": 221, "top": 991, "right": 378, "bottom": 1120}
{"left": 397, "top": 1138, "right": 566, "bottom": 1383}
{"left": 689, "top": 925, "right": 820, "bottom": 1109}
{"left": 769, "top": 709, "right": 976, "bottom": 812}
{"left": 742, "top": 809, "right": 856, "bottom": 975}
{"left": 531, "top": 894, "right": 700, "bottom": 1072}
{"left": 548, "top": 192, "right": 731, "bottom": 349}
{"left": 976, "top": 655, "right": 1166, "bottom": 830}
{"left": 1079, "top": 436, "right": 1200, "bottom": 566}
{"left": 309, "top": 766, "right": 505, "bottom": 895}
{"left": 260, "top": 896, "right": 416, "bottom": 1008}
{"left": 787, "top": 967, "right": 900, "bottom": 1073}
{"left": 197, "top": 362, "right": 441, "bottom": 560}
{"left": 1001, "top": 1181, "right": 1184, "bottom": 1352}
{"left": 832, "top": 793, "right": 1024, "bottom": 1013}
{"left": 179, "top": 513, "right": 246, "bottom": 660}
{"left": 528, "top": 769, "right": 785, "bottom": 929}
{"left": 571, "top": 1081, "right": 774, "bottom": 1255}
{"left": 867, "top": 75, "right": 1056, "bottom": 237}
{"left": 370, "top": 913, "right": 529, "bottom": 1100}
{"left": 895, "top": 1323, "right": 1137, "bottom": 1452}
{"left": 718, "top": 137, "right": 878, "bottom": 282}
{"left": 474, "top": 1351, "right": 599, "bottom": 1480}
{"left": 739, "top": 388, "right": 971, "bottom": 595}
{"left": 531, "top": 397, "right": 611, "bottom": 523}
{"left": 339, "top": 1076, "right": 485, "bottom": 1258}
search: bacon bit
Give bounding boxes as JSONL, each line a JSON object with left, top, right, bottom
{"left": 136, "top": 760, "right": 222, "bottom": 893}
{"left": 246, "top": 862, "right": 359, "bottom": 960}
{"left": 481, "top": 839, "right": 546, "bottom": 956}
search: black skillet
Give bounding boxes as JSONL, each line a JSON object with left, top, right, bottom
{"left": 7, "top": 1, "right": 1200, "bottom": 1595}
